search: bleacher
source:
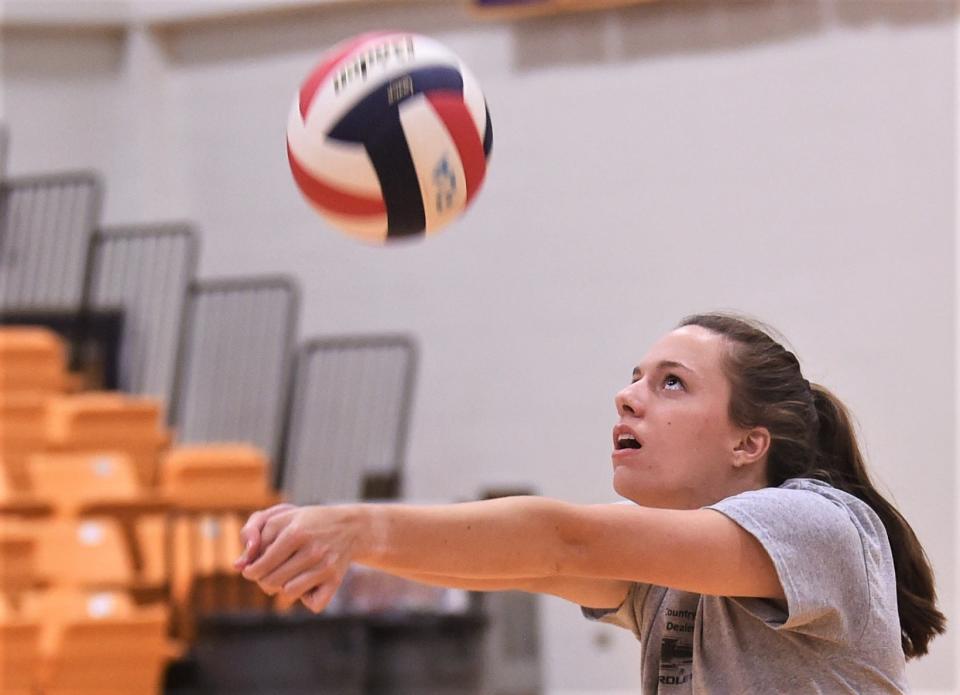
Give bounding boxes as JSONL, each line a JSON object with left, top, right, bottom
{"left": 0, "top": 326, "right": 282, "bottom": 693}
{"left": 0, "top": 124, "right": 541, "bottom": 695}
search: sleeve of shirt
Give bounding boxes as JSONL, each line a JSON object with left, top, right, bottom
{"left": 706, "top": 486, "right": 872, "bottom": 642}
{"left": 580, "top": 582, "right": 649, "bottom": 639}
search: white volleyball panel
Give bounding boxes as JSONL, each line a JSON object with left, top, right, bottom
{"left": 305, "top": 34, "right": 462, "bottom": 137}
{"left": 287, "top": 99, "right": 381, "bottom": 197}
{"left": 399, "top": 95, "right": 468, "bottom": 234}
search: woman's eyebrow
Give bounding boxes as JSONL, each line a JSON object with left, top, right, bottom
{"left": 632, "top": 360, "right": 696, "bottom": 379}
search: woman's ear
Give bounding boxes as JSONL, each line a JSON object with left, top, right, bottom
{"left": 733, "top": 427, "right": 771, "bottom": 468}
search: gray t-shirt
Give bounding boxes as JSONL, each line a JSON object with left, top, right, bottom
{"left": 582, "top": 478, "right": 908, "bottom": 693}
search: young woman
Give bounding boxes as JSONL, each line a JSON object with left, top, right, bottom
{"left": 235, "top": 312, "right": 944, "bottom": 692}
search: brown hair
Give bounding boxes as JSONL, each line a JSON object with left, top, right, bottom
{"left": 678, "top": 311, "right": 945, "bottom": 659}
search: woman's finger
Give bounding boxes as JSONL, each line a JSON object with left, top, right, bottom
{"left": 242, "top": 520, "right": 304, "bottom": 582}
{"left": 258, "top": 546, "right": 331, "bottom": 596}
{"left": 301, "top": 581, "right": 340, "bottom": 614}
{"left": 259, "top": 508, "right": 298, "bottom": 551}
{"left": 235, "top": 503, "right": 296, "bottom": 569}
{"left": 239, "top": 503, "right": 293, "bottom": 547}
{"left": 280, "top": 564, "right": 338, "bottom": 605}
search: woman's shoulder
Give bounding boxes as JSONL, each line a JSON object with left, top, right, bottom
{"left": 722, "top": 476, "right": 862, "bottom": 505}
{"left": 774, "top": 477, "right": 877, "bottom": 515}
{"left": 714, "top": 478, "right": 888, "bottom": 544}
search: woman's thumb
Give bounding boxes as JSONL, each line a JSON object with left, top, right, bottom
{"left": 234, "top": 528, "right": 260, "bottom": 569}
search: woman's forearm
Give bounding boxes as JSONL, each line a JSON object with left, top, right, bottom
{"left": 375, "top": 569, "right": 535, "bottom": 592}
{"left": 355, "top": 495, "right": 585, "bottom": 579}
{"left": 376, "top": 568, "right": 632, "bottom": 609}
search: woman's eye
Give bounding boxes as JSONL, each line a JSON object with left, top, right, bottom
{"left": 663, "top": 374, "right": 684, "bottom": 391}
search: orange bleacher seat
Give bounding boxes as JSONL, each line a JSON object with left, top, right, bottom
{"left": 170, "top": 515, "right": 232, "bottom": 608}
{"left": 0, "top": 457, "right": 50, "bottom": 517}
{"left": 219, "top": 512, "right": 245, "bottom": 571}
{"left": 168, "top": 511, "right": 269, "bottom": 640}
{"left": 160, "top": 443, "right": 277, "bottom": 509}
{"left": 135, "top": 514, "right": 169, "bottom": 587}
{"left": 45, "top": 393, "right": 172, "bottom": 487}
{"left": 45, "top": 392, "right": 163, "bottom": 442}
{"left": 28, "top": 451, "right": 142, "bottom": 513}
{"left": 0, "top": 592, "right": 42, "bottom": 695}
{"left": 0, "top": 326, "right": 67, "bottom": 394}
{"left": 161, "top": 444, "right": 280, "bottom": 639}
{"left": 195, "top": 515, "right": 222, "bottom": 577}
{"left": 28, "top": 453, "right": 170, "bottom": 591}
{"left": 0, "top": 459, "right": 18, "bottom": 505}
{"left": 35, "top": 517, "right": 134, "bottom": 589}
{"left": 193, "top": 513, "right": 245, "bottom": 577}
{"left": 0, "top": 392, "right": 48, "bottom": 490}
{"left": 170, "top": 516, "right": 194, "bottom": 609}
{"left": 28, "top": 588, "right": 169, "bottom": 695}
{"left": 0, "top": 519, "right": 37, "bottom": 595}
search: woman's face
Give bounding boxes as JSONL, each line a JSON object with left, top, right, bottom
{"left": 612, "top": 325, "right": 762, "bottom": 509}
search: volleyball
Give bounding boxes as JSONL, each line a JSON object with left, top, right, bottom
{"left": 286, "top": 31, "right": 493, "bottom": 243}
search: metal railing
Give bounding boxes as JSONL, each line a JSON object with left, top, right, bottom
{"left": 0, "top": 171, "right": 102, "bottom": 311}
{"left": 87, "top": 222, "right": 199, "bottom": 405}
{"left": 278, "top": 334, "right": 417, "bottom": 503}
{"left": 172, "top": 275, "right": 300, "bottom": 468}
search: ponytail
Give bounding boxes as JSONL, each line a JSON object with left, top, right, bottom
{"left": 810, "top": 384, "right": 945, "bottom": 659}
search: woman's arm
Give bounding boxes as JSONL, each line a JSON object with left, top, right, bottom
{"left": 375, "top": 570, "right": 632, "bottom": 609}
{"left": 357, "top": 497, "right": 782, "bottom": 599}
{"left": 238, "top": 495, "right": 783, "bottom": 612}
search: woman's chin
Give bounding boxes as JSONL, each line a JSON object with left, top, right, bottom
{"left": 612, "top": 467, "right": 649, "bottom": 503}
{"left": 612, "top": 468, "right": 675, "bottom": 507}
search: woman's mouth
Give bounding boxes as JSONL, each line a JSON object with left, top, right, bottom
{"left": 612, "top": 424, "right": 643, "bottom": 451}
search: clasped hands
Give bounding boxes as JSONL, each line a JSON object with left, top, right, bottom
{"left": 233, "top": 502, "right": 370, "bottom": 613}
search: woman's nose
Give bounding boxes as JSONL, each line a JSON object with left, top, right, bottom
{"left": 615, "top": 382, "right": 644, "bottom": 417}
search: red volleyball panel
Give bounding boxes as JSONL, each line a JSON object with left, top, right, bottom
{"left": 426, "top": 93, "right": 487, "bottom": 205}
{"left": 299, "top": 31, "right": 399, "bottom": 119}
{"left": 287, "top": 142, "right": 385, "bottom": 216}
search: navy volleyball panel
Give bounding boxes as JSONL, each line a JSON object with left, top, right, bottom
{"left": 483, "top": 105, "right": 493, "bottom": 159}
{"left": 327, "top": 66, "right": 465, "bottom": 143}
{"left": 365, "top": 115, "right": 426, "bottom": 238}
